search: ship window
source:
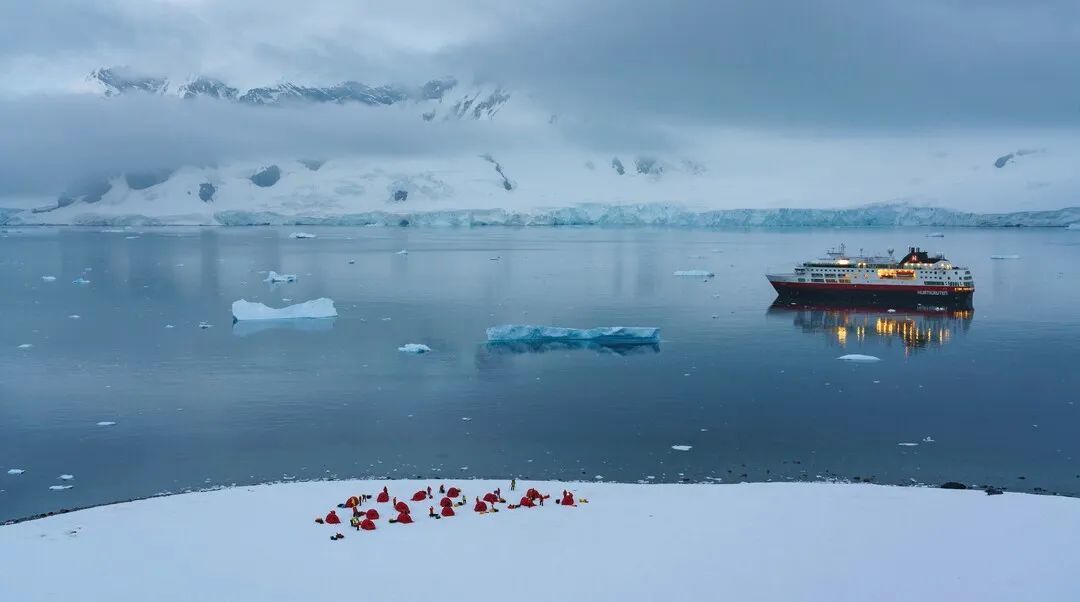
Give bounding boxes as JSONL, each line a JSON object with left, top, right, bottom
{"left": 811, "top": 278, "right": 824, "bottom": 283}
{"left": 797, "top": 278, "right": 806, "bottom": 282}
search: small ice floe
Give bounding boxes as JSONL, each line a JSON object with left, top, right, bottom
{"left": 922, "top": 436, "right": 935, "bottom": 443}
{"left": 41, "top": 275, "right": 56, "bottom": 282}
{"left": 263, "top": 271, "right": 297, "bottom": 283}
{"left": 125, "top": 236, "right": 139, "bottom": 239}
{"left": 17, "top": 343, "right": 33, "bottom": 349}
{"left": 347, "top": 260, "right": 356, "bottom": 264}
{"left": 58, "top": 474, "right": 74, "bottom": 480}
{"left": 49, "top": 485, "right": 72, "bottom": 491}
{"left": 461, "top": 417, "right": 472, "bottom": 421}
{"left": 990, "top": 254, "right": 1021, "bottom": 260}
{"left": 7, "top": 468, "right": 25, "bottom": 475}
{"left": 198, "top": 322, "right": 212, "bottom": 329}
{"left": 165, "top": 324, "right": 175, "bottom": 329}
{"left": 289, "top": 232, "right": 316, "bottom": 239}
{"left": 897, "top": 442, "right": 919, "bottom": 447}
{"left": 925, "top": 232, "right": 945, "bottom": 238}
{"left": 231, "top": 298, "right": 337, "bottom": 321}
{"left": 96, "top": 421, "right": 117, "bottom": 427}
{"left": 837, "top": 354, "right": 881, "bottom": 362}
{"left": 486, "top": 325, "right": 659, "bottom": 344}
{"left": 671, "top": 445, "right": 693, "bottom": 451}
{"left": 396, "top": 249, "right": 408, "bottom": 255}
{"left": 72, "top": 277, "right": 91, "bottom": 285}
{"left": 673, "top": 270, "right": 714, "bottom": 277}
{"left": 398, "top": 343, "right": 432, "bottom": 354}
{"left": 489, "top": 256, "right": 501, "bottom": 261}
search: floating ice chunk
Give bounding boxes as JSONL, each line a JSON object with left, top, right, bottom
{"left": 72, "top": 277, "right": 91, "bottom": 285}
{"left": 17, "top": 343, "right": 32, "bottom": 349}
{"left": 68, "top": 314, "right": 80, "bottom": 319}
{"left": 673, "top": 270, "right": 714, "bottom": 277}
{"left": 289, "top": 232, "right": 315, "bottom": 239}
{"left": 671, "top": 445, "right": 693, "bottom": 451}
{"left": 922, "top": 436, "right": 935, "bottom": 443}
{"left": 7, "top": 468, "right": 25, "bottom": 475}
{"left": 489, "top": 256, "right": 501, "bottom": 261}
{"left": 837, "top": 354, "right": 881, "bottom": 362}
{"left": 897, "top": 442, "right": 919, "bottom": 447}
{"left": 925, "top": 232, "right": 945, "bottom": 238}
{"left": 347, "top": 259, "right": 356, "bottom": 264}
{"left": 396, "top": 249, "right": 408, "bottom": 255}
{"left": 58, "top": 474, "right": 74, "bottom": 480}
{"left": 41, "top": 276, "right": 56, "bottom": 282}
{"left": 461, "top": 417, "right": 472, "bottom": 421}
{"left": 990, "top": 255, "right": 1021, "bottom": 260}
{"left": 1068, "top": 223, "right": 1080, "bottom": 230}
{"left": 398, "top": 343, "right": 432, "bottom": 354}
{"left": 198, "top": 322, "right": 213, "bottom": 329}
{"left": 263, "top": 271, "right": 297, "bottom": 283}
{"left": 49, "top": 485, "right": 72, "bottom": 490}
{"left": 486, "top": 324, "right": 660, "bottom": 343}
{"left": 96, "top": 421, "right": 117, "bottom": 427}
{"left": 165, "top": 324, "right": 175, "bottom": 329}
{"left": 231, "top": 298, "right": 337, "bottom": 321}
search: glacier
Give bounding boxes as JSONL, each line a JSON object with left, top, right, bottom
{"left": 486, "top": 325, "right": 660, "bottom": 344}
{"left": 231, "top": 298, "right": 338, "bottom": 321}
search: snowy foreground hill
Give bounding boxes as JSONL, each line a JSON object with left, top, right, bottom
{"left": 2, "top": 479, "right": 1079, "bottom": 601}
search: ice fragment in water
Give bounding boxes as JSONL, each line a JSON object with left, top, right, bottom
{"left": 7, "top": 468, "right": 25, "bottom": 475}
{"left": 231, "top": 298, "right": 337, "bottom": 321}
{"left": 673, "top": 270, "right": 714, "bottom": 277}
{"left": 671, "top": 445, "right": 693, "bottom": 451}
{"left": 263, "top": 271, "right": 297, "bottom": 283}
{"left": 837, "top": 354, "right": 880, "bottom": 362}
{"left": 398, "top": 343, "right": 432, "bottom": 354}
{"left": 97, "top": 421, "right": 117, "bottom": 427}
{"left": 41, "top": 276, "right": 56, "bottom": 282}
{"left": 289, "top": 232, "right": 316, "bottom": 239}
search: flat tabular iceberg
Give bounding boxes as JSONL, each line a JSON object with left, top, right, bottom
{"left": 232, "top": 298, "right": 338, "bottom": 321}
{"left": 264, "top": 271, "right": 297, "bottom": 283}
{"left": 673, "top": 269, "right": 714, "bottom": 277}
{"left": 289, "top": 232, "right": 315, "bottom": 239}
{"left": 486, "top": 324, "right": 660, "bottom": 344}
{"left": 837, "top": 354, "right": 881, "bottom": 362}
{"left": 398, "top": 343, "right": 432, "bottom": 354}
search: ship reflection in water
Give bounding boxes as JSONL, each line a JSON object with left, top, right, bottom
{"left": 767, "top": 301, "right": 973, "bottom": 353}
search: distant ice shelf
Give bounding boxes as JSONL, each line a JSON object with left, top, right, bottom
{"left": 486, "top": 325, "right": 660, "bottom": 343}
{"left": 673, "top": 270, "right": 714, "bottom": 277}
{"left": 231, "top": 298, "right": 337, "bottom": 321}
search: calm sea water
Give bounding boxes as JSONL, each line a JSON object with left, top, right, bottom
{"left": 2, "top": 226, "right": 1079, "bottom": 520}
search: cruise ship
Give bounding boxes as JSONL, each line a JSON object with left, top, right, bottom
{"left": 766, "top": 245, "right": 975, "bottom": 307}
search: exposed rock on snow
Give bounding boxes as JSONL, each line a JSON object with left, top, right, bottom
{"left": 611, "top": 157, "right": 626, "bottom": 175}
{"left": 232, "top": 298, "right": 337, "bottom": 321}
{"left": 837, "top": 354, "right": 881, "bottom": 362}
{"left": 263, "top": 271, "right": 297, "bottom": 283}
{"left": 198, "top": 183, "right": 216, "bottom": 202}
{"left": 398, "top": 343, "right": 432, "bottom": 354}
{"left": 673, "top": 270, "right": 714, "bottom": 277}
{"left": 486, "top": 325, "right": 660, "bottom": 343}
{"left": 250, "top": 165, "right": 282, "bottom": 188}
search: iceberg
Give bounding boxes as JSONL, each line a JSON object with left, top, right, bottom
{"left": 49, "top": 485, "right": 72, "bottom": 491}
{"left": 289, "top": 232, "right": 315, "bottom": 239}
{"left": 925, "top": 232, "right": 945, "bottom": 237}
{"left": 673, "top": 270, "right": 714, "bottom": 277}
{"left": 837, "top": 354, "right": 881, "bottom": 362}
{"left": 72, "top": 277, "right": 91, "bottom": 284}
{"left": 17, "top": 343, "right": 33, "bottom": 349}
{"left": 41, "top": 275, "right": 56, "bottom": 282}
{"left": 263, "top": 271, "right": 297, "bottom": 283}
{"left": 486, "top": 324, "right": 660, "bottom": 344}
{"left": 232, "top": 298, "right": 338, "bottom": 321}
{"left": 232, "top": 318, "right": 335, "bottom": 337}
{"left": 1068, "top": 223, "right": 1080, "bottom": 230}
{"left": 396, "top": 249, "right": 408, "bottom": 255}
{"left": 96, "top": 421, "right": 117, "bottom": 427}
{"left": 990, "top": 254, "right": 1021, "bottom": 260}
{"left": 7, "top": 468, "right": 24, "bottom": 475}
{"left": 671, "top": 445, "right": 693, "bottom": 451}
{"left": 398, "top": 343, "right": 432, "bottom": 354}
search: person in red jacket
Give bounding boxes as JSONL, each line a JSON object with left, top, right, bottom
{"left": 325, "top": 510, "right": 341, "bottom": 524}
{"left": 376, "top": 487, "right": 389, "bottom": 503}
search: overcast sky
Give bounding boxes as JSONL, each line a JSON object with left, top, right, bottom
{"left": 0, "top": 0, "right": 1078, "bottom": 205}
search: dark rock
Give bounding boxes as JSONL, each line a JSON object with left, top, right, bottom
{"left": 198, "top": 183, "right": 215, "bottom": 202}
{"left": 940, "top": 482, "right": 968, "bottom": 490}
{"left": 994, "top": 153, "right": 1014, "bottom": 168}
{"left": 299, "top": 159, "right": 325, "bottom": 171}
{"left": 250, "top": 165, "right": 281, "bottom": 187}
{"left": 393, "top": 189, "right": 408, "bottom": 202}
{"left": 985, "top": 487, "right": 1004, "bottom": 496}
{"left": 611, "top": 157, "right": 625, "bottom": 175}
{"left": 635, "top": 156, "right": 663, "bottom": 176}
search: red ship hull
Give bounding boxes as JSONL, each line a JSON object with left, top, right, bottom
{"left": 770, "top": 280, "right": 974, "bottom": 308}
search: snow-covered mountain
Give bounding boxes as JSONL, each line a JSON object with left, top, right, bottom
{"left": 85, "top": 68, "right": 509, "bottom": 120}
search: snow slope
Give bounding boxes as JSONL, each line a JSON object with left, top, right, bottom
{"left": 2, "top": 480, "right": 1079, "bottom": 601}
